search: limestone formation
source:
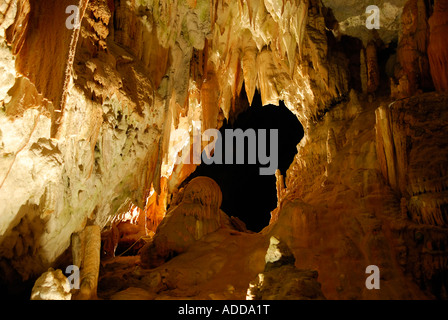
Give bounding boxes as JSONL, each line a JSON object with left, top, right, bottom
{"left": 322, "top": 0, "right": 406, "bottom": 45}
{"left": 71, "top": 225, "right": 101, "bottom": 300}
{"left": 376, "top": 94, "right": 448, "bottom": 228}
{"left": 30, "top": 268, "right": 72, "bottom": 300}
{"left": 140, "top": 176, "right": 227, "bottom": 268}
{"left": 394, "top": 0, "right": 432, "bottom": 98}
{"left": 274, "top": 169, "right": 286, "bottom": 212}
{"left": 101, "top": 222, "right": 120, "bottom": 260}
{"left": 264, "top": 236, "right": 296, "bottom": 271}
{"left": 428, "top": 0, "right": 448, "bottom": 92}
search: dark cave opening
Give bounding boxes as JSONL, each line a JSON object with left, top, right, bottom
{"left": 184, "top": 91, "right": 304, "bottom": 232}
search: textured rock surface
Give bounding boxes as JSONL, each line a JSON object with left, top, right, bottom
{"left": 264, "top": 236, "right": 296, "bottom": 270}
{"left": 394, "top": 0, "right": 432, "bottom": 97}
{"left": 98, "top": 229, "right": 267, "bottom": 300}
{"left": 247, "top": 236, "right": 325, "bottom": 300}
{"left": 268, "top": 89, "right": 448, "bottom": 299}
{"left": 110, "top": 286, "right": 155, "bottom": 300}
{"left": 428, "top": 0, "right": 448, "bottom": 92}
{"left": 140, "top": 176, "right": 231, "bottom": 268}
{"left": 0, "top": 0, "right": 164, "bottom": 287}
{"left": 247, "top": 266, "right": 325, "bottom": 300}
{"left": 0, "top": 0, "right": 447, "bottom": 300}
{"left": 72, "top": 225, "right": 101, "bottom": 299}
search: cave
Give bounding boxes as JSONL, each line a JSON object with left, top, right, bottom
{"left": 184, "top": 90, "right": 304, "bottom": 232}
{"left": 1, "top": 0, "right": 448, "bottom": 303}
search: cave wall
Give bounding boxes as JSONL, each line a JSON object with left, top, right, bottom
{"left": 0, "top": 0, "right": 447, "bottom": 299}
{"left": 0, "top": 0, "right": 165, "bottom": 281}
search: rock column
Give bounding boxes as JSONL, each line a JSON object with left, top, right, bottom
{"left": 428, "top": 0, "right": 448, "bottom": 92}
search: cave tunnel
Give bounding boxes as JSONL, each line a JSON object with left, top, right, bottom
{"left": 183, "top": 90, "right": 304, "bottom": 232}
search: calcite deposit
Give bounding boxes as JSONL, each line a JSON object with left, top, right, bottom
{"left": 247, "top": 236, "right": 326, "bottom": 300}
{"left": 428, "top": 0, "right": 448, "bottom": 92}
{"left": 0, "top": 0, "right": 447, "bottom": 300}
{"left": 30, "top": 268, "right": 72, "bottom": 300}
{"left": 139, "top": 176, "right": 229, "bottom": 268}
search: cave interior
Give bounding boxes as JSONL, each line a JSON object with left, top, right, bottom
{"left": 0, "top": 0, "right": 447, "bottom": 301}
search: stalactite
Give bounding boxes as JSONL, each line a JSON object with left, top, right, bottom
{"left": 201, "top": 70, "right": 220, "bottom": 131}
{"left": 140, "top": 176, "right": 225, "bottom": 268}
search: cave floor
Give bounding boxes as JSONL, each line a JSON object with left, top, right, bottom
{"left": 97, "top": 229, "right": 268, "bottom": 300}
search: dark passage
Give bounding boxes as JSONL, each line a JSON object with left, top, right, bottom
{"left": 185, "top": 91, "right": 304, "bottom": 232}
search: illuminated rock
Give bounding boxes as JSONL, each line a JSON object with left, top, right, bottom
{"left": 428, "top": 0, "right": 448, "bottom": 92}
{"left": 30, "top": 268, "right": 71, "bottom": 300}
{"left": 366, "top": 42, "right": 380, "bottom": 95}
{"left": 71, "top": 225, "right": 101, "bottom": 300}
{"left": 0, "top": 0, "right": 447, "bottom": 300}
{"left": 264, "top": 236, "right": 295, "bottom": 271}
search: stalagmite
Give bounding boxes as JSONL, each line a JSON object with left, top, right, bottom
{"left": 30, "top": 268, "right": 72, "bottom": 300}
{"left": 395, "top": 0, "right": 432, "bottom": 97}
{"left": 366, "top": 42, "right": 380, "bottom": 96}
{"left": 360, "top": 48, "right": 368, "bottom": 94}
{"left": 139, "top": 177, "right": 227, "bottom": 268}
{"left": 71, "top": 225, "right": 101, "bottom": 300}
{"left": 247, "top": 236, "right": 325, "bottom": 300}
{"left": 326, "top": 128, "right": 338, "bottom": 164}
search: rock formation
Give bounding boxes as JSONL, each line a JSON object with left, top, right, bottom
{"left": 0, "top": 0, "right": 447, "bottom": 301}
{"left": 140, "top": 176, "right": 228, "bottom": 268}
{"left": 366, "top": 41, "right": 380, "bottom": 95}
{"left": 428, "top": 0, "right": 448, "bottom": 92}
{"left": 394, "top": 0, "right": 433, "bottom": 98}
{"left": 30, "top": 268, "right": 72, "bottom": 300}
{"left": 247, "top": 236, "right": 325, "bottom": 300}
{"left": 71, "top": 225, "right": 101, "bottom": 299}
